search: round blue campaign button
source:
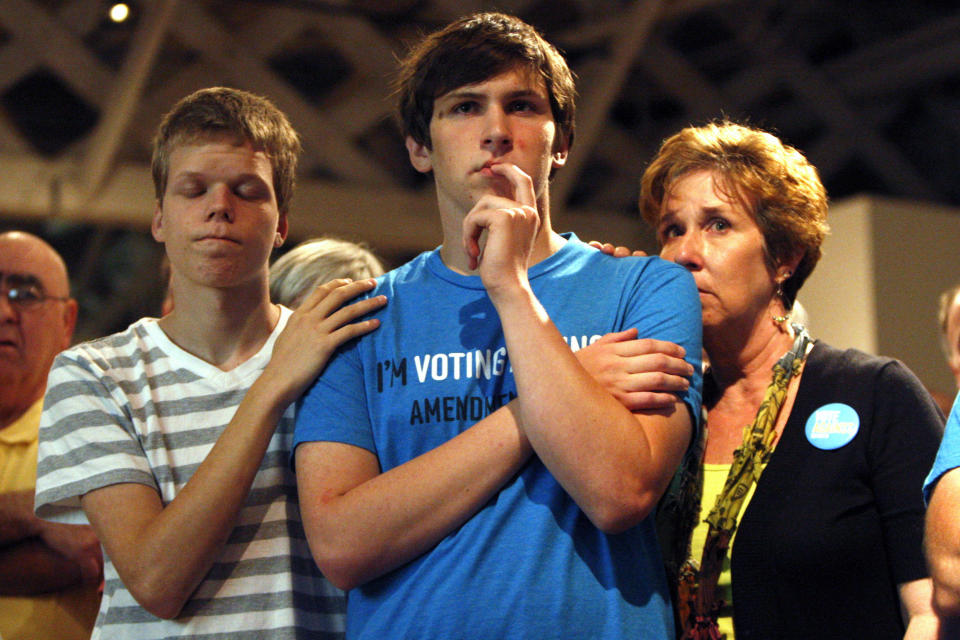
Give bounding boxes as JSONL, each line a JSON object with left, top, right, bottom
{"left": 805, "top": 403, "right": 860, "bottom": 450}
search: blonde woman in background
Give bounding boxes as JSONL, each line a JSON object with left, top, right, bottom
{"left": 270, "top": 237, "right": 384, "bottom": 308}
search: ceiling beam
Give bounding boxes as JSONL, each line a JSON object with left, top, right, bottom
{"left": 172, "top": 2, "right": 395, "bottom": 185}
{"left": 78, "top": 0, "right": 179, "bottom": 199}
{"left": 777, "top": 55, "right": 939, "bottom": 201}
{"left": 641, "top": 38, "right": 726, "bottom": 119}
{"left": 721, "top": 7, "right": 942, "bottom": 202}
{"left": 0, "top": 0, "right": 115, "bottom": 108}
{"left": 824, "top": 11, "right": 960, "bottom": 98}
{"left": 552, "top": 0, "right": 664, "bottom": 206}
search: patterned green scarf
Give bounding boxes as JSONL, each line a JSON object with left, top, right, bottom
{"left": 678, "top": 325, "right": 813, "bottom": 640}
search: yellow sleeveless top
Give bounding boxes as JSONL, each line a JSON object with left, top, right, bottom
{"left": 688, "top": 462, "right": 764, "bottom": 640}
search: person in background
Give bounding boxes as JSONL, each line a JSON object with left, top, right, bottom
{"left": 293, "top": 12, "right": 702, "bottom": 639}
{"left": 923, "top": 284, "right": 960, "bottom": 637}
{"left": 924, "top": 400, "right": 960, "bottom": 639}
{"left": 636, "top": 120, "right": 940, "bottom": 639}
{"left": 270, "top": 237, "right": 384, "bottom": 308}
{"left": 0, "top": 230, "right": 100, "bottom": 640}
{"left": 938, "top": 285, "right": 960, "bottom": 390}
{"left": 33, "top": 87, "right": 384, "bottom": 639}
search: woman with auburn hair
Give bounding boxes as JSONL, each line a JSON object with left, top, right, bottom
{"left": 632, "top": 121, "right": 941, "bottom": 639}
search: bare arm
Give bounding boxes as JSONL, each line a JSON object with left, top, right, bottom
{"left": 470, "top": 164, "right": 693, "bottom": 532}
{"left": 925, "top": 467, "right": 960, "bottom": 626}
{"left": 0, "top": 489, "right": 101, "bottom": 595}
{"left": 296, "top": 401, "right": 531, "bottom": 590}
{"left": 298, "top": 327, "right": 692, "bottom": 590}
{"left": 0, "top": 490, "right": 41, "bottom": 544}
{"left": 493, "top": 283, "right": 691, "bottom": 531}
{"left": 79, "top": 279, "right": 385, "bottom": 619}
{"left": 899, "top": 577, "right": 939, "bottom": 640}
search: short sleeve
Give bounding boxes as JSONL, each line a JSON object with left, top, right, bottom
{"left": 293, "top": 340, "right": 376, "bottom": 464}
{"left": 627, "top": 259, "right": 703, "bottom": 429}
{"left": 35, "top": 351, "right": 156, "bottom": 523}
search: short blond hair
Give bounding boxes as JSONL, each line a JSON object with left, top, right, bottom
{"left": 938, "top": 284, "right": 960, "bottom": 358}
{"left": 639, "top": 120, "right": 829, "bottom": 308}
{"left": 152, "top": 87, "right": 302, "bottom": 214}
{"left": 269, "top": 237, "right": 384, "bottom": 308}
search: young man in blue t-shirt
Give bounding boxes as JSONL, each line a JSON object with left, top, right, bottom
{"left": 294, "top": 12, "right": 702, "bottom": 638}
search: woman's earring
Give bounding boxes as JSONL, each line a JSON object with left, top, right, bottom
{"left": 773, "top": 271, "right": 792, "bottom": 324}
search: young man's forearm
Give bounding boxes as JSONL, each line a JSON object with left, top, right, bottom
{"left": 298, "top": 322, "right": 696, "bottom": 587}
{"left": 80, "top": 375, "right": 295, "bottom": 619}
{"left": 492, "top": 284, "right": 691, "bottom": 533}
{"left": 298, "top": 402, "right": 532, "bottom": 590}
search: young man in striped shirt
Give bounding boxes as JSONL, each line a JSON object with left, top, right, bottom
{"left": 34, "top": 87, "right": 385, "bottom": 639}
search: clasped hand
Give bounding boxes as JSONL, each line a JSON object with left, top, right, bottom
{"left": 40, "top": 521, "right": 103, "bottom": 587}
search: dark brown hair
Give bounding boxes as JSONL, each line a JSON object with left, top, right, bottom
{"left": 395, "top": 12, "right": 576, "bottom": 151}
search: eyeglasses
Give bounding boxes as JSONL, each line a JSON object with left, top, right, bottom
{"left": 1, "top": 283, "right": 70, "bottom": 310}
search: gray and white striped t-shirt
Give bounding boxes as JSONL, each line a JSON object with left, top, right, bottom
{"left": 35, "top": 310, "right": 345, "bottom": 640}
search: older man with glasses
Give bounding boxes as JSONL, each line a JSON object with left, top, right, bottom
{"left": 0, "top": 230, "right": 101, "bottom": 640}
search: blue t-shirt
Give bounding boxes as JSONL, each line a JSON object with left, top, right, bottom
{"left": 924, "top": 390, "right": 960, "bottom": 503}
{"left": 294, "top": 233, "right": 702, "bottom": 639}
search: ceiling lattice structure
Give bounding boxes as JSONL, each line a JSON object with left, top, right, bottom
{"left": 2, "top": 0, "right": 959, "bottom": 339}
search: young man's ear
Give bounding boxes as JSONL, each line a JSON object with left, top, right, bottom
{"left": 151, "top": 202, "right": 165, "bottom": 243}
{"left": 275, "top": 213, "right": 289, "bottom": 248}
{"left": 406, "top": 136, "right": 433, "bottom": 174}
{"left": 551, "top": 133, "right": 570, "bottom": 170}
{"left": 551, "top": 147, "right": 568, "bottom": 170}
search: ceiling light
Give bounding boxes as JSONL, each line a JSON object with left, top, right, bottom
{"left": 108, "top": 3, "right": 130, "bottom": 23}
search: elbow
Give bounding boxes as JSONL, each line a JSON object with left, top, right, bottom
{"left": 143, "top": 600, "right": 185, "bottom": 621}
{"left": 584, "top": 490, "right": 658, "bottom": 535}
{"left": 303, "top": 499, "right": 396, "bottom": 591}
{"left": 303, "top": 509, "right": 374, "bottom": 591}
{"left": 312, "top": 546, "right": 370, "bottom": 592}
{"left": 927, "top": 548, "right": 960, "bottom": 618}
{"left": 307, "top": 524, "right": 376, "bottom": 591}
{"left": 318, "top": 565, "right": 361, "bottom": 592}
{"left": 304, "top": 525, "right": 366, "bottom": 591}
{"left": 933, "top": 582, "right": 960, "bottom": 620}
{"left": 126, "top": 575, "right": 191, "bottom": 620}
